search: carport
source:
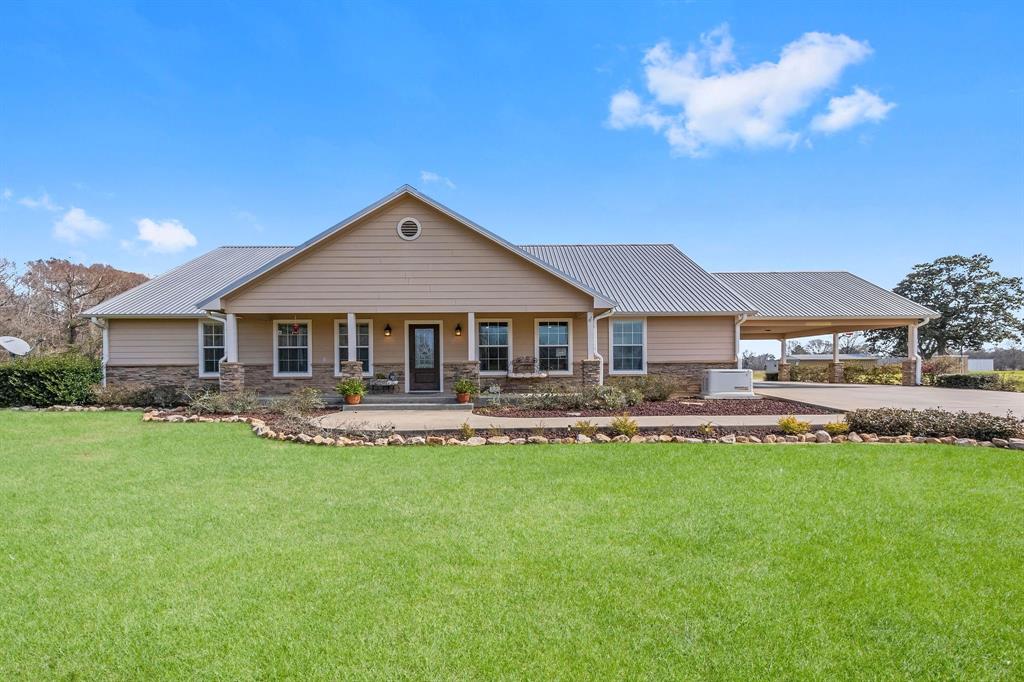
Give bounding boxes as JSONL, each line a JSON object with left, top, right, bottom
{"left": 715, "top": 271, "right": 938, "bottom": 385}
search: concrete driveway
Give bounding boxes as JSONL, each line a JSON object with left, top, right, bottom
{"left": 755, "top": 381, "right": 1024, "bottom": 416}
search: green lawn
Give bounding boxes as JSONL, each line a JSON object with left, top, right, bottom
{"left": 1, "top": 412, "right": 1022, "bottom": 680}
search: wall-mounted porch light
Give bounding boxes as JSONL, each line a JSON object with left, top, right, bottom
{"left": 384, "top": 324, "right": 392, "bottom": 337}
{"left": 454, "top": 323, "right": 462, "bottom": 336}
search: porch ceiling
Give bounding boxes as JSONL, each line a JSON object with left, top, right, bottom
{"left": 740, "top": 317, "right": 919, "bottom": 340}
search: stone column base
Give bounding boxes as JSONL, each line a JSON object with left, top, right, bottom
{"left": 582, "top": 359, "right": 601, "bottom": 386}
{"left": 777, "top": 363, "right": 791, "bottom": 381}
{"left": 901, "top": 359, "right": 918, "bottom": 386}
{"left": 339, "top": 360, "right": 364, "bottom": 380}
{"left": 444, "top": 361, "right": 480, "bottom": 388}
{"left": 827, "top": 361, "right": 844, "bottom": 384}
{"left": 219, "top": 362, "right": 245, "bottom": 393}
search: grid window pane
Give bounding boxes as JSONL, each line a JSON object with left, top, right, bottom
{"left": 538, "top": 345, "right": 568, "bottom": 372}
{"left": 612, "top": 320, "right": 644, "bottom": 371}
{"left": 338, "top": 322, "right": 370, "bottom": 373}
{"left": 478, "top": 322, "right": 509, "bottom": 373}
{"left": 538, "top": 322, "right": 570, "bottom": 372}
{"left": 201, "top": 322, "right": 224, "bottom": 374}
{"left": 276, "top": 323, "right": 309, "bottom": 374}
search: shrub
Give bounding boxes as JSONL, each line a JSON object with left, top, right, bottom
{"left": 764, "top": 372, "right": 779, "bottom": 382}
{"left": 846, "top": 407, "right": 1024, "bottom": 440}
{"left": 270, "top": 387, "right": 326, "bottom": 416}
{"left": 824, "top": 421, "right": 850, "bottom": 436}
{"left": 696, "top": 421, "right": 717, "bottom": 438}
{"left": 0, "top": 353, "right": 102, "bottom": 407}
{"left": 185, "top": 388, "right": 261, "bottom": 415}
{"left": 611, "top": 375, "right": 674, "bottom": 402}
{"left": 573, "top": 420, "right": 599, "bottom": 437}
{"left": 336, "top": 378, "right": 366, "bottom": 397}
{"left": 458, "top": 421, "right": 476, "bottom": 440}
{"left": 609, "top": 413, "right": 639, "bottom": 438}
{"left": 843, "top": 364, "right": 901, "bottom": 385}
{"left": 778, "top": 415, "right": 811, "bottom": 435}
{"left": 789, "top": 364, "right": 828, "bottom": 383}
{"left": 93, "top": 382, "right": 187, "bottom": 408}
{"left": 452, "top": 378, "right": 480, "bottom": 396}
{"left": 934, "top": 373, "right": 1000, "bottom": 390}
{"left": 598, "top": 386, "right": 627, "bottom": 411}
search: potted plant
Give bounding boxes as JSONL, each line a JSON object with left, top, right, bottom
{"left": 452, "top": 378, "right": 479, "bottom": 404}
{"left": 337, "top": 378, "right": 366, "bottom": 405}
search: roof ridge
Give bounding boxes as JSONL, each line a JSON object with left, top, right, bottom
{"left": 519, "top": 242, "right": 673, "bottom": 247}
{"left": 218, "top": 245, "right": 295, "bottom": 249}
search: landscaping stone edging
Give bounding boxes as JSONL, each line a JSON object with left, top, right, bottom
{"left": 137, "top": 410, "right": 1024, "bottom": 450}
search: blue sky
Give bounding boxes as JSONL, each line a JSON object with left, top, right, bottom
{"left": 2, "top": 1, "right": 1022, "bottom": 349}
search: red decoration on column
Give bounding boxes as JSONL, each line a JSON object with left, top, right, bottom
{"left": 291, "top": 323, "right": 301, "bottom": 334}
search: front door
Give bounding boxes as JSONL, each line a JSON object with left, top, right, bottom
{"left": 408, "top": 324, "right": 440, "bottom": 391}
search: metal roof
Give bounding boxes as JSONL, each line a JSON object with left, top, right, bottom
{"left": 522, "top": 244, "right": 756, "bottom": 314}
{"left": 713, "top": 271, "right": 937, "bottom": 319}
{"left": 196, "top": 185, "right": 615, "bottom": 310}
{"left": 83, "top": 246, "right": 292, "bottom": 317}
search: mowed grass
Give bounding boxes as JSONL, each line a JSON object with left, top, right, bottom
{"left": 1, "top": 413, "right": 1022, "bottom": 680}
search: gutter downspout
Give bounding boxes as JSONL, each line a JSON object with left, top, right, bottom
{"left": 592, "top": 309, "right": 615, "bottom": 386}
{"left": 734, "top": 314, "right": 749, "bottom": 369}
{"left": 90, "top": 317, "right": 109, "bottom": 386}
{"left": 912, "top": 317, "right": 933, "bottom": 385}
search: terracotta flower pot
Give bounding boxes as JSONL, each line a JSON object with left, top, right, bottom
{"left": 456, "top": 392, "right": 471, "bottom": 404}
{"left": 345, "top": 394, "right": 362, "bottom": 405}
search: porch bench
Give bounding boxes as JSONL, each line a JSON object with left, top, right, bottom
{"left": 367, "top": 375, "right": 399, "bottom": 393}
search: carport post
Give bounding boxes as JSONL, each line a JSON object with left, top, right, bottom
{"left": 828, "top": 332, "right": 843, "bottom": 383}
{"left": 903, "top": 323, "right": 920, "bottom": 386}
{"left": 777, "top": 338, "right": 790, "bottom": 381}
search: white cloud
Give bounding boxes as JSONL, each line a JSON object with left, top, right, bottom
{"left": 1, "top": 188, "right": 12, "bottom": 201}
{"left": 420, "top": 170, "right": 456, "bottom": 189}
{"left": 19, "top": 192, "right": 62, "bottom": 211}
{"left": 811, "top": 87, "right": 895, "bottom": 133}
{"left": 135, "top": 218, "right": 197, "bottom": 253}
{"left": 608, "top": 24, "right": 889, "bottom": 156}
{"left": 53, "top": 207, "right": 109, "bottom": 242}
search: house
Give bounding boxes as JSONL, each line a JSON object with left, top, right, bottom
{"left": 84, "top": 186, "right": 937, "bottom": 396}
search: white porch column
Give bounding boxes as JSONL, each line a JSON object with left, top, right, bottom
{"left": 780, "top": 339, "right": 787, "bottom": 363}
{"left": 586, "top": 311, "right": 596, "bottom": 359}
{"left": 225, "top": 313, "right": 239, "bottom": 363}
{"left": 832, "top": 332, "right": 840, "bottom": 363}
{"left": 907, "top": 324, "right": 918, "bottom": 362}
{"left": 347, "top": 313, "right": 357, "bottom": 361}
{"left": 467, "top": 312, "right": 476, "bottom": 361}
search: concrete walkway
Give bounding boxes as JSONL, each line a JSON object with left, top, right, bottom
{"left": 755, "top": 381, "right": 1024, "bottom": 416}
{"left": 316, "top": 409, "right": 843, "bottom": 433}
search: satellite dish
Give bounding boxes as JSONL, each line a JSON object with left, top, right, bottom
{"left": 0, "top": 336, "right": 32, "bottom": 356}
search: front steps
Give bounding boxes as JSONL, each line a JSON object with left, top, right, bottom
{"left": 341, "top": 392, "right": 473, "bottom": 411}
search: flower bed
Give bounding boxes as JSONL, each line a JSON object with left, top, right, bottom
{"left": 474, "top": 398, "right": 822, "bottom": 418}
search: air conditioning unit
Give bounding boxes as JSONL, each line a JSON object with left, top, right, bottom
{"left": 701, "top": 369, "right": 757, "bottom": 399}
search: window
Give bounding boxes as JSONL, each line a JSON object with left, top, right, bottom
{"left": 199, "top": 321, "right": 224, "bottom": 377}
{"left": 337, "top": 320, "right": 372, "bottom": 374}
{"left": 478, "top": 320, "right": 510, "bottom": 373}
{"left": 611, "top": 319, "right": 645, "bottom": 373}
{"left": 274, "top": 320, "right": 311, "bottom": 376}
{"left": 537, "top": 320, "right": 571, "bottom": 374}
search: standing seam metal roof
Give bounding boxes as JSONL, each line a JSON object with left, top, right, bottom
{"left": 522, "top": 244, "right": 756, "bottom": 314}
{"left": 713, "top": 271, "right": 937, "bottom": 318}
{"left": 83, "top": 246, "right": 293, "bottom": 316}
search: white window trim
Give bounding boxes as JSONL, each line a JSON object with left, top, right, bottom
{"left": 333, "top": 318, "right": 374, "bottom": 377}
{"left": 404, "top": 320, "right": 444, "bottom": 393}
{"left": 535, "top": 318, "right": 574, "bottom": 376}
{"left": 272, "top": 319, "right": 313, "bottom": 378}
{"left": 197, "top": 320, "right": 225, "bottom": 378}
{"left": 396, "top": 216, "right": 422, "bottom": 241}
{"left": 609, "top": 317, "right": 648, "bottom": 375}
{"left": 477, "top": 318, "right": 513, "bottom": 376}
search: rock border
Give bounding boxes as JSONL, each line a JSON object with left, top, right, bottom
{"left": 137, "top": 410, "right": 1024, "bottom": 451}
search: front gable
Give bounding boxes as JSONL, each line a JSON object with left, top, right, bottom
{"left": 220, "top": 192, "right": 601, "bottom": 314}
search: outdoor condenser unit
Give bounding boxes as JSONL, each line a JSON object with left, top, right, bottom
{"left": 701, "top": 369, "right": 757, "bottom": 399}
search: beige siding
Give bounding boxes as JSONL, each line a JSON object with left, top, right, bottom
{"left": 107, "top": 318, "right": 199, "bottom": 366}
{"left": 598, "top": 316, "right": 735, "bottom": 364}
{"left": 223, "top": 196, "right": 595, "bottom": 314}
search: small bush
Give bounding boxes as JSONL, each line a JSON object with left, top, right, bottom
{"left": 185, "top": 388, "right": 261, "bottom": 414}
{"left": 458, "top": 421, "right": 476, "bottom": 440}
{"left": 598, "top": 386, "right": 628, "bottom": 411}
{"left": 0, "top": 353, "right": 102, "bottom": 407}
{"left": 824, "top": 421, "right": 850, "bottom": 436}
{"left": 609, "top": 413, "right": 639, "bottom": 438}
{"left": 452, "top": 378, "right": 479, "bottom": 396}
{"left": 572, "top": 420, "right": 599, "bottom": 437}
{"left": 611, "top": 375, "right": 674, "bottom": 402}
{"left": 764, "top": 372, "right": 779, "bottom": 382}
{"left": 94, "top": 382, "right": 187, "bottom": 408}
{"left": 847, "top": 407, "right": 1024, "bottom": 440}
{"left": 269, "top": 387, "right": 325, "bottom": 416}
{"left": 934, "top": 373, "right": 1021, "bottom": 392}
{"left": 696, "top": 421, "right": 717, "bottom": 438}
{"left": 778, "top": 415, "right": 811, "bottom": 435}
{"left": 336, "top": 378, "right": 366, "bottom": 397}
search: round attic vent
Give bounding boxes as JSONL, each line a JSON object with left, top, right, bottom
{"left": 397, "top": 217, "right": 422, "bottom": 241}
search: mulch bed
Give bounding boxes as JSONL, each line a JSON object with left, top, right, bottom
{"left": 473, "top": 398, "right": 826, "bottom": 419}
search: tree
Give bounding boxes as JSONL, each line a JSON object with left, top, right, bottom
{"left": 866, "top": 254, "right": 1024, "bottom": 358}
{"left": 741, "top": 351, "right": 776, "bottom": 370}
{"left": 12, "top": 259, "right": 147, "bottom": 354}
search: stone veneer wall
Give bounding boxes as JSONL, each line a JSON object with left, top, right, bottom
{"left": 642, "top": 361, "right": 736, "bottom": 396}
{"left": 827, "top": 361, "right": 844, "bottom": 384}
{"left": 107, "top": 365, "right": 217, "bottom": 388}
{"left": 901, "top": 359, "right": 918, "bottom": 386}
{"left": 444, "top": 361, "right": 480, "bottom": 389}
